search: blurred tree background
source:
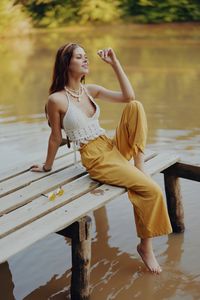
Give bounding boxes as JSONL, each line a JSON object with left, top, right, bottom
{"left": 0, "top": 0, "right": 200, "bottom": 36}
{"left": 0, "top": 0, "right": 30, "bottom": 36}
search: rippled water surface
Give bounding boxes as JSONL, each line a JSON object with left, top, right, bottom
{"left": 0, "top": 23, "right": 200, "bottom": 300}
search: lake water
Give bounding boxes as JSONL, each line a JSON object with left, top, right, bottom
{"left": 0, "top": 23, "right": 200, "bottom": 300}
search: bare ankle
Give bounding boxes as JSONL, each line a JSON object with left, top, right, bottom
{"left": 137, "top": 239, "right": 162, "bottom": 274}
{"left": 134, "top": 152, "right": 144, "bottom": 165}
{"left": 139, "top": 238, "right": 153, "bottom": 251}
{"left": 134, "top": 151, "right": 146, "bottom": 172}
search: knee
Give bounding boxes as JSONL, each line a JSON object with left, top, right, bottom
{"left": 128, "top": 100, "right": 143, "bottom": 107}
{"left": 126, "top": 100, "right": 144, "bottom": 112}
{"left": 148, "top": 181, "right": 163, "bottom": 200}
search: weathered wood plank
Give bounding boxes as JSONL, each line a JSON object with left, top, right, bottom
{"left": 0, "top": 163, "right": 86, "bottom": 216}
{"left": 0, "top": 184, "right": 126, "bottom": 263}
{"left": 1, "top": 151, "right": 159, "bottom": 236}
{"left": 0, "top": 151, "right": 179, "bottom": 263}
{"left": 0, "top": 150, "right": 155, "bottom": 203}
{"left": 145, "top": 152, "right": 179, "bottom": 176}
{"left": 0, "top": 151, "right": 155, "bottom": 216}
{"left": 162, "top": 161, "right": 200, "bottom": 182}
{"left": 0, "top": 152, "right": 81, "bottom": 198}
{"left": 0, "top": 144, "right": 71, "bottom": 183}
{"left": 0, "top": 175, "right": 99, "bottom": 238}
{"left": 143, "top": 149, "right": 157, "bottom": 161}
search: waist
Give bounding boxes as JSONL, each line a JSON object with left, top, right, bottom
{"left": 79, "top": 134, "right": 113, "bottom": 152}
{"left": 65, "top": 124, "right": 105, "bottom": 146}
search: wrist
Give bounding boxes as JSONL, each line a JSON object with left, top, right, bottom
{"left": 111, "top": 58, "right": 120, "bottom": 68}
{"left": 42, "top": 164, "right": 52, "bottom": 172}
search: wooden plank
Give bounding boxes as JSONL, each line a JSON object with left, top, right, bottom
{"left": 0, "top": 150, "right": 155, "bottom": 215}
{"left": 143, "top": 149, "right": 157, "bottom": 161}
{"left": 0, "top": 148, "right": 155, "bottom": 183}
{"left": 0, "top": 152, "right": 81, "bottom": 198}
{"left": 145, "top": 152, "right": 179, "bottom": 176}
{"left": 0, "top": 151, "right": 158, "bottom": 235}
{"left": 0, "top": 151, "right": 178, "bottom": 263}
{"left": 0, "top": 184, "right": 126, "bottom": 263}
{"left": 162, "top": 161, "right": 200, "bottom": 182}
{"left": 0, "top": 150, "right": 156, "bottom": 216}
{"left": 0, "top": 145, "right": 72, "bottom": 183}
{"left": 0, "top": 163, "right": 86, "bottom": 216}
{"left": 0, "top": 150, "right": 155, "bottom": 198}
{"left": 0, "top": 175, "right": 99, "bottom": 238}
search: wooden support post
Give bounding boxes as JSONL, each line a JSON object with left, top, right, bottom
{"left": 163, "top": 171, "right": 185, "bottom": 233}
{"left": 0, "top": 262, "right": 15, "bottom": 300}
{"left": 162, "top": 162, "right": 200, "bottom": 182}
{"left": 57, "top": 216, "right": 92, "bottom": 300}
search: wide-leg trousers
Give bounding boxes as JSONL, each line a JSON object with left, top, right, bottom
{"left": 80, "top": 101, "right": 172, "bottom": 238}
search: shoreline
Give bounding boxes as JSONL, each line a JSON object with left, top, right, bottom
{"left": 1, "top": 21, "right": 200, "bottom": 39}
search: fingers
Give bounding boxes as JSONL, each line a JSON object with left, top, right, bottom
{"left": 30, "top": 168, "right": 40, "bottom": 172}
{"left": 104, "top": 48, "right": 109, "bottom": 59}
{"left": 30, "top": 165, "right": 43, "bottom": 172}
{"left": 97, "top": 49, "right": 104, "bottom": 59}
{"left": 30, "top": 164, "right": 38, "bottom": 168}
{"left": 97, "top": 48, "right": 111, "bottom": 60}
{"left": 97, "top": 48, "right": 115, "bottom": 64}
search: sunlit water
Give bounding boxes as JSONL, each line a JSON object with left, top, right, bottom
{"left": 0, "top": 23, "right": 200, "bottom": 300}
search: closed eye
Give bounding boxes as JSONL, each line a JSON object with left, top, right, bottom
{"left": 76, "top": 55, "right": 88, "bottom": 59}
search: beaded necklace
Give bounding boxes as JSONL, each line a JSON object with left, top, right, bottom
{"left": 64, "top": 84, "right": 83, "bottom": 102}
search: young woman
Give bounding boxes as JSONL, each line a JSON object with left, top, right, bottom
{"left": 30, "top": 43, "right": 172, "bottom": 274}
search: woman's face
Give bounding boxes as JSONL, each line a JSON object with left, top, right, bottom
{"left": 68, "top": 46, "right": 89, "bottom": 76}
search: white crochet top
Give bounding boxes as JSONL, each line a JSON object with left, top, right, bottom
{"left": 62, "top": 86, "right": 105, "bottom": 162}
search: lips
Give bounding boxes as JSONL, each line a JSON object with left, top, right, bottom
{"left": 82, "top": 64, "right": 88, "bottom": 68}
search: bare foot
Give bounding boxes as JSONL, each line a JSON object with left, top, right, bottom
{"left": 137, "top": 243, "right": 162, "bottom": 274}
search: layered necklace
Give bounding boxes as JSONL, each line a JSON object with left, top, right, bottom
{"left": 64, "top": 84, "right": 84, "bottom": 102}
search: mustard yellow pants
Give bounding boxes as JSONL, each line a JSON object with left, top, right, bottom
{"left": 80, "top": 101, "right": 172, "bottom": 238}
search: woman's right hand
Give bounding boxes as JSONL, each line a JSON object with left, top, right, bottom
{"left": 97, "top": 48, "right": 118, "bottom": 66}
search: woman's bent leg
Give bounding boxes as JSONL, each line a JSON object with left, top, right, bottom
{"left": 112, "top": 101, "right": 172, "bottom": 273}
{"left": 113, "top": 100, "right": 148, "bottom": 161}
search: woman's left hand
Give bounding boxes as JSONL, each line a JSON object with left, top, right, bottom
{"left": 97, "top": 48, "right": 118, "bottom": 65}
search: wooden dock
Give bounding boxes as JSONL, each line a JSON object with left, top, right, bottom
{"left": 0, "top": 142, "right": 199, "bottom": 299}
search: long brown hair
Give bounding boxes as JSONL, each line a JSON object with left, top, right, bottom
{"left": 49, "top": 42, "right": 85, "bottom": 95}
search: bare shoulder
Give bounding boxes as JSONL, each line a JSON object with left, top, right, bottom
{"left": 47, "top": 91, "right": 67, "bottom": 112}
{"left": 48, "top": 91, "right": 66, "bottom": 103}
{"left": 84, "top": 84, "right": 102, "bottom": 99}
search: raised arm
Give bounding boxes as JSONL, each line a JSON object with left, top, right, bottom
{"left": 86, "top": 48, "right": 135, "bottom": 103}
